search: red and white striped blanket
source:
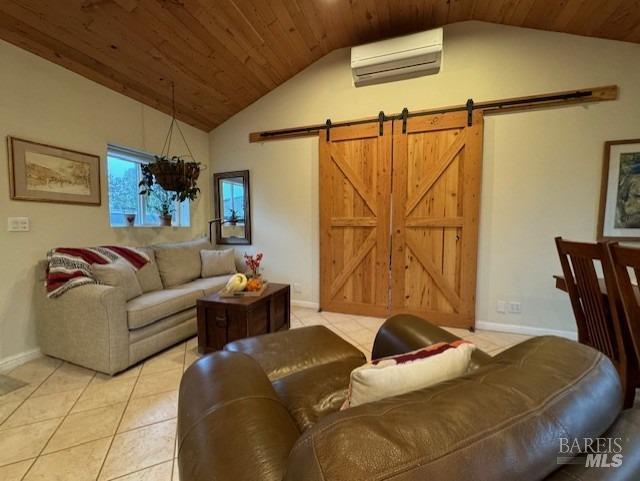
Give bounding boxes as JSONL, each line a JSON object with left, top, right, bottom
{"left": 46, "top": 246, "right": 149, "bottom": 298}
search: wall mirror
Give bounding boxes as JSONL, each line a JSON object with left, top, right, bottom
{"left": 213, "top": 170, "right": 251, "bottom": 245}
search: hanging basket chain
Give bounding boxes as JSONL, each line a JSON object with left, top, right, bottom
{"left": 139, "top": 81, "right": 201, "bottom": 203}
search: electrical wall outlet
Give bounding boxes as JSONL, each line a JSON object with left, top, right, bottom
{"left": 7, "top": 217, "right": 30, "bottom": 232}
{"left": 293, "top": 282, "right": 303, "bottom": 294}
{"left": 496, "top": 300, "right": 506, "bottom": 313}
{"left": 507, "top": 301, "right": 522, "bottom": 314}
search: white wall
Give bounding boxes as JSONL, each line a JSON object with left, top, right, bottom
{"left": 210, "top": 21, "right": 640, "bottom": 335}
{"left": 0, "top": 40, "right": 211, "bottom": 367}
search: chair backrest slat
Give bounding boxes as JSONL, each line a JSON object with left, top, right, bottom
{"left": 607, "top": 243, "right": 640, "bottom": 366}
{"left": 555, "top": 238, "right": 626, "bottom": 369}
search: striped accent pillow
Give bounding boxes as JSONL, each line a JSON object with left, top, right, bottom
{"left": 342, "top": 340, "right": 475, "bottom": 409}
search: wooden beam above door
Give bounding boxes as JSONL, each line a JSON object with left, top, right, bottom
{"left": 249, "top": 85, "right": 618, "bottom": 143}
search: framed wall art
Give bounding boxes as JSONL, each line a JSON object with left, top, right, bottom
{"left": 7, "top": 136, "right": 101, "bottom": 205}
{"left": 598, "top": 139, "right": 640, "bottom": 241}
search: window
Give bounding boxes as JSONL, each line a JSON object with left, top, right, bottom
{"left": 107, "top": 145, "right": 190, "bottom": 227}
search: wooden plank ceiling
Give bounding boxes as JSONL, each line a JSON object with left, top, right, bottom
{"left": 0, "top": 0, "right": 638, "bottom": 131}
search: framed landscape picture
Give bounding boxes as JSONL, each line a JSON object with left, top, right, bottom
{"left": 7, "top": 136, "right": 101, "bottom": 205}
{"left": 598, "top": 139, "right": 640, "bottom": 241}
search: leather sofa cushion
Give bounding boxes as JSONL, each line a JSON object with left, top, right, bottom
{"left": 127, "top": 285, "right": 204, "bottom": 330}
{"left": 135, "top": 247, "right": 163, "bottom": 293}
{"left": 273, "top": 357, "right": 364, "bottom": 432}
{"left": 225, "top": 325, "right": 366, "bottom": 381}
{"left": 154, "top": 237, "right": 212, "bottom": 288}
{"left": 182, "top": 275, "right": 233, "bottom": 297}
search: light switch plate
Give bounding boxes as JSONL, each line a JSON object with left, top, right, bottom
{"left": 8, "top": 217, "right": 30, "bottom": 232}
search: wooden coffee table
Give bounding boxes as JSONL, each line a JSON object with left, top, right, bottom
{"left": 196, "top": 283, "right": 290, "bottom": 354}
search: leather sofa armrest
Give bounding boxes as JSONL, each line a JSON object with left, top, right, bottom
{"left": 372, "top": 314, "right": 492, "bottom": 368}
{"left": 178, "top": 351, "right": 300, "bottom": 481}
{"left": 543, "top": 408, "right": 640, "bottom": 481}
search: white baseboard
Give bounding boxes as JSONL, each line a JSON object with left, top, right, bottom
{"left": 291, "top": 300, "right": 320, "bottom": 310}
{"left": 0, "top": 348, "right": 42, "bottom": 374}
{"left": 476, "top": 320, "right": 577, "bottom": 340}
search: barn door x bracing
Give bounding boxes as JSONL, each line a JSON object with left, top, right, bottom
{"left": 319, "top": 111, "right": 483, "bottom": 329}
{"left": 391, "top": 111, "right": 483, "bottom": 328}
{"left": 319, "top": 121, "right": 393, "bottom": 317}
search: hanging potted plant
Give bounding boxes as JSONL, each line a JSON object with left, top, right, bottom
{"left": 138, "top": 83, "right": 203, "bottom": 207}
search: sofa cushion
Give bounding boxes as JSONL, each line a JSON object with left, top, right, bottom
{"left": 182, "top": 275, "right": 233, "bottom": 297}
{"left": 154, "top": 237, "right": 212, "bottom": 288}
{"left": 135, "top": 247, "right": 163, "bottom": 293}
{"left": 225, "top": 326, "right": 366, "bottom": 381}
{"left": 126, "top": 285, "right": 204, "bottom": 330}
{"left": 273, "top": 357, "right": 364, "bottom": 432}
{"left": 201, "top": 249, "right": 236, "bottom": 278}
{"left": 92, "top": 262, "right": 143, "bottom": 301}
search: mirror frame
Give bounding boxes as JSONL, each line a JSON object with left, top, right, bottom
{"left": 213, "top": 170, "right": 252, "bottom": 245}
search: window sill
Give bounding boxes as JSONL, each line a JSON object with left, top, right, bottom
{"left": 110, "top": 225, "right": 191, "bottom": 229}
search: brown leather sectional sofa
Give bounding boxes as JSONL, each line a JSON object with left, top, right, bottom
{"left": 177, "top": 315, "right": 640, "bottom": 480}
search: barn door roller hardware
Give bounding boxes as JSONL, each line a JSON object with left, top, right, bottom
{"left": 466, "top": 99, "right": 474, "bottom": 126}
{"left": 401, "top": 107, "right": 409, "bottom": 134}
{"left": 378, "top": 111, "right": 385, "bottom": 135}
{"left": 248, "top": 85, "right": 617, "bottom": 143}
{"left": 325, "top": 119, "right": 332, "bottom": 142}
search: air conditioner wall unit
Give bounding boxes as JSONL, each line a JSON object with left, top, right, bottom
{"left": 351, "top": 28, "right": 443, "bottom": 86}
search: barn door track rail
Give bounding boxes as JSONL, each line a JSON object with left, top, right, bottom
{"left": 248, "top": 85, "right": 617, "bottom": 143}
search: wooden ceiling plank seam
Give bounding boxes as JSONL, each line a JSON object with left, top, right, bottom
{"left": 193, "top": 0, "right": 285, "bottom": 85}
{"left": 432, "top": 0, "right": 451, "bottom": 27}
{"left": 291, "top": 0, "right": 330, "bottom": 55}
{"left": 369, "top": 0, "right": 393, "bottom": 35}
{"left": 132, "top": 0, "right": 253, "bottom": 109}
{"left": 0, "top": 6, "right": 219, "bottom": 127}
{"left": 550, "top": 0, "right": 590, "bottom": 31}
{"left": 3, "top": 0, "right": 234, "bottom": 119}
{"left": 501, "top": 0, "right": 538, "bottom": 26}
{"left": 448, "top": 0, "right": 475, "bottom": 24}
{"left": 595, "top": 0, "right": 640, "bottom": 40}
{"left": 270, "top": 0, "right": 325, "bottom": 58}
{"left": 0, "top": 14, "right": 213, "bottom": 130}
{"left": 243, "top": 0, "right": 320, "bottom": 71}
{"left": 214, "top": 0, "right": 295, "bottom": 79}
{"left": 522, "top": 0, "right": 572, "bottom": 30}
{"left": 78, "top": 0, "right": 246, "bottom": 114}
{"left": 157, "top": 1, "right": 267, "bottom": 100}
{"left": 471, "top": 0, "right": 498, "bottom": 21}
{"left": 181, "top": 0, "right": 281, "bottom": 90}
{"left": 326, "top": 0, "right": 361, "bottom": 47}
{"left": 229, "top": 0, "right": 302, "bottom": 77}
{"left": 565, "top": 0, "right": 625, "bottom": 35}
{"left": 261, "top": 0, "right": 320, "bottom": 68}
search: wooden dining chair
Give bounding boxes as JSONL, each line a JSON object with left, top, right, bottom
{"left": 555, "top": 237, "right": 636, "bottom": 407}
{"left": 607, "top": 243, "right": 640, "bottom": 380}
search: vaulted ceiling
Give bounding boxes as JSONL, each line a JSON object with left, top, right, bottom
{"left": 1, "top": 1, "right": 638, "bottom": 131}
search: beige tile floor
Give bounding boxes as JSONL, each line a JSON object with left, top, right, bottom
{"left": 0, "top": 308, "right": 530, "bottom": 481}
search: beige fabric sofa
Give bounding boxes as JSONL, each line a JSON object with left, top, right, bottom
{"left": 35, "top": 238, "right": 234, "bottom": 375}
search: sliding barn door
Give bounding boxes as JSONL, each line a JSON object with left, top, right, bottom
{"left": 319, "top": 121, "right": 393, "bottom": 317}
{"left": 391, "top": 111, "right": 483, "bottom": 328}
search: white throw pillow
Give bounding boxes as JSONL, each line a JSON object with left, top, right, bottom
{"left": 201, "top": 249, "right": 236, "bottom": 278}
{"left": 93, "top": 262, "right": 143, "bottom": 301}
{"left": 342, "top": 340, "right": 476, "bottom": 409}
